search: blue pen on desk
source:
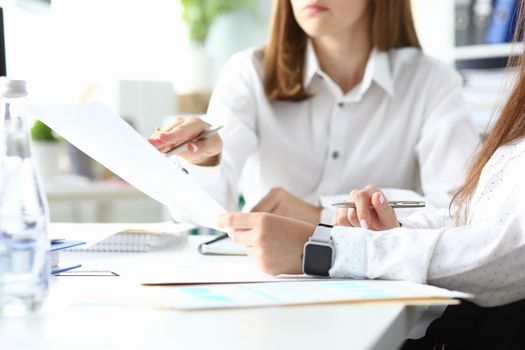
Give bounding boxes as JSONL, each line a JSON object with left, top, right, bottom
{"left": 164, "top": 125, "right": 223, "bottom": 157}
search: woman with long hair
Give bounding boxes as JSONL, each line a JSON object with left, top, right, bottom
{"left": 219, "top": 3, "right": 525, "bottom": 347}
{"left": 150, "top": 0, "right": 477, "bottom": 225}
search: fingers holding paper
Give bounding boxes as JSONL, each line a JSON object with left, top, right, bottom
{"left": 333, "top": 185, "right": 399, "bottom": 231}
{"left": 218, "top": 212, "right": 315, "bottom": 275}
{"left": 148, "top": 116, "right": 223, "bottom": 166}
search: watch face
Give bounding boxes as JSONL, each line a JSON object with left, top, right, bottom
{"left": 303, "top": 244, "right": 332, "bottom": 277}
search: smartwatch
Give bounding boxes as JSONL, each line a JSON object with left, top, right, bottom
{"left": 302, "top": 223, "right": 335, "bottom": 277}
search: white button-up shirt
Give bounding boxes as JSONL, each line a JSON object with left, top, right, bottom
{"left": 182, "top": 44, "right": 479, "bottom": 222}
{"left": 330, "top": 137, "right": 525, "bottom": 307}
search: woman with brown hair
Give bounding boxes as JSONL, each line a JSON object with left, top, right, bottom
{"left": 150, "top": 0, "right": 477, "bottom": 226}
{"left": 218, "top": 2, "right": 525, "bottom": 346}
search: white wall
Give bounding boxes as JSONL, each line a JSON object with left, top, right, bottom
{"left": 412, "top": 0, "right": 455, "bottom": 64}
{"left": 1, "top": 0, "right": 269, "bottom": 100}
{"left": 1, "top": 0, "right": 270, "bottom": 136}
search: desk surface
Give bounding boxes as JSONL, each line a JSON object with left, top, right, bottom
{"left": 0, "top": 236, "right": 423, "bottom": 350}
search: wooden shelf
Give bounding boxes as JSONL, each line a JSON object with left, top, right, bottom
{"left": 455, "top": 43, "right": 524, "bottom": 61}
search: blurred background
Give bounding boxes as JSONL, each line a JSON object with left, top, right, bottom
{"left": 0, "top": 0, "right": 520, "bottom": 223}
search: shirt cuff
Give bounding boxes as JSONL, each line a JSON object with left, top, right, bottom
{"left": 320, "top": 207, "right": 335, "bottom": 225}
{"left": 329, "top": 226, "right": 368, "bottom": 279}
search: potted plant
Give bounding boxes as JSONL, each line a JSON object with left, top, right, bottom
{"left": 177, "top": 0, "right": 255, "bottom": 112}
{"left": 31, "top": 119, "right": 62, "bottom": 182}
{"left": 180, "top": 0, "right": 254, "bottom": 47}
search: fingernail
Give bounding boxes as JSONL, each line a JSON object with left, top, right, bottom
{"left": 379, "top": 193, "right": 385, "bottom": 205}
{"left": 360, "top": 219, "right": 368, "bottom": 230}
{"left": 190, "top": 143, "right": 199, "bottom": 153}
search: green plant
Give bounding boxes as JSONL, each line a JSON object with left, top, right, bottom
{"left": 180, "top": 0, "right": 255, "bottom": 46}
{"left": 31, "top": 120, "right": 59, "bottom": 142}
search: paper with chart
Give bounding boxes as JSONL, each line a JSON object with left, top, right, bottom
{"left": 28, "top": 102, "right": 226, "bottom": 229}
{"left": 146, "top": 280, "right": 473, "bottom": 310}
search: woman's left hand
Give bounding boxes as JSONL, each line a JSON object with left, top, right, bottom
{"left": 251, "top": 187, "right": 322, "bottom": 225}
{"left": 333, "top": 185, "right": 400, "bottom": 231}
{"left": 218, "top": 212, "right": 315, "bottom": 275}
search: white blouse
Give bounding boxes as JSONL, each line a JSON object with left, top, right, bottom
{"left": 330, "top": 137, "right": 525, "bottom": 307}
{"left": 181, "top": 44, "right": 479, "bottom": 222}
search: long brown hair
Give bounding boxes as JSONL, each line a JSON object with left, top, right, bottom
{"left": 453, "top": 3, "right": 525, "bottom": 219}
{"left": 264, "top": 0, "right": 421, "bottom": 101}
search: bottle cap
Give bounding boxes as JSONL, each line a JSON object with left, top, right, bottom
{"left": 0, "top": 77, "right": 28, "bottom": 98}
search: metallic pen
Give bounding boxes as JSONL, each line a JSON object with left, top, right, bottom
{"left": 332, "top": 200, "right": 426, "bottom": 209}
{"left": 164, "top": 125, "right": 223, "bottom": 157}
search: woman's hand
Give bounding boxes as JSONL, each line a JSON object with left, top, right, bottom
{"left": 218, "top": 212, "right": 315, "bottom": 275}
{"left": 148, "top": 116, "right": 223, "bottom": 166}
{"left": 333, "top": 185, "right": 400, "bottom": 231}
{"left": 251, "top": 187, "right": 322, "bottom": 224}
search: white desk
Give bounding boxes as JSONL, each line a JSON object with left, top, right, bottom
{"left": 0, "top": 236, "right": 424, "bottom": 350}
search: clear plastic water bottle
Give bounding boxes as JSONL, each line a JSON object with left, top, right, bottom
{"left": 0, "top": 78, "right": 50, "bottom": 317}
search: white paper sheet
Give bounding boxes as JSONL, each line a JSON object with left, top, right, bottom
{"left": 139, "top": 263, "right": 317, "bottom": 285}
{"left": 145, "top": 280, "right": 474, "bottom": 310}
{"left": 29, "top": 102, "right": 226, "bottom": 229}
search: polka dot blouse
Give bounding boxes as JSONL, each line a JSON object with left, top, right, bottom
{"left": 329, "top": 137, "right": 525, "bottom": 307}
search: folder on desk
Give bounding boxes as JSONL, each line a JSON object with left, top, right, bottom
{"left": 145, "top": 280, "right": 473, "bottom": 311}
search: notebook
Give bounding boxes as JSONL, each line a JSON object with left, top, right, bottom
{"left": 68, "top": 223, "right": 193, "bottom": 253}
{"left": 198, "top": 233, "right": 246, "bottom": 256}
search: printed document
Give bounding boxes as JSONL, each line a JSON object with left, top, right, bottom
{"left": 29, "top": 102, "right": 226, "bottom": 229}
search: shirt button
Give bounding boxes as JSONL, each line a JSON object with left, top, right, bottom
{"left": 338, "top": 102, "right": 345, "bottom": 108}
{"left": 332, "top": 151, "right": 340, "bottom": 160}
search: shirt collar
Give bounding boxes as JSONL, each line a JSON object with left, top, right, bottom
{"left": 304, "top": 41, "right": 321, "bottom": 86}
{"left": 303, "top": 41, "right": 395, "bottom": 98}
{"left": 366, "top": 49, "right": 394, "bottom": 97}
